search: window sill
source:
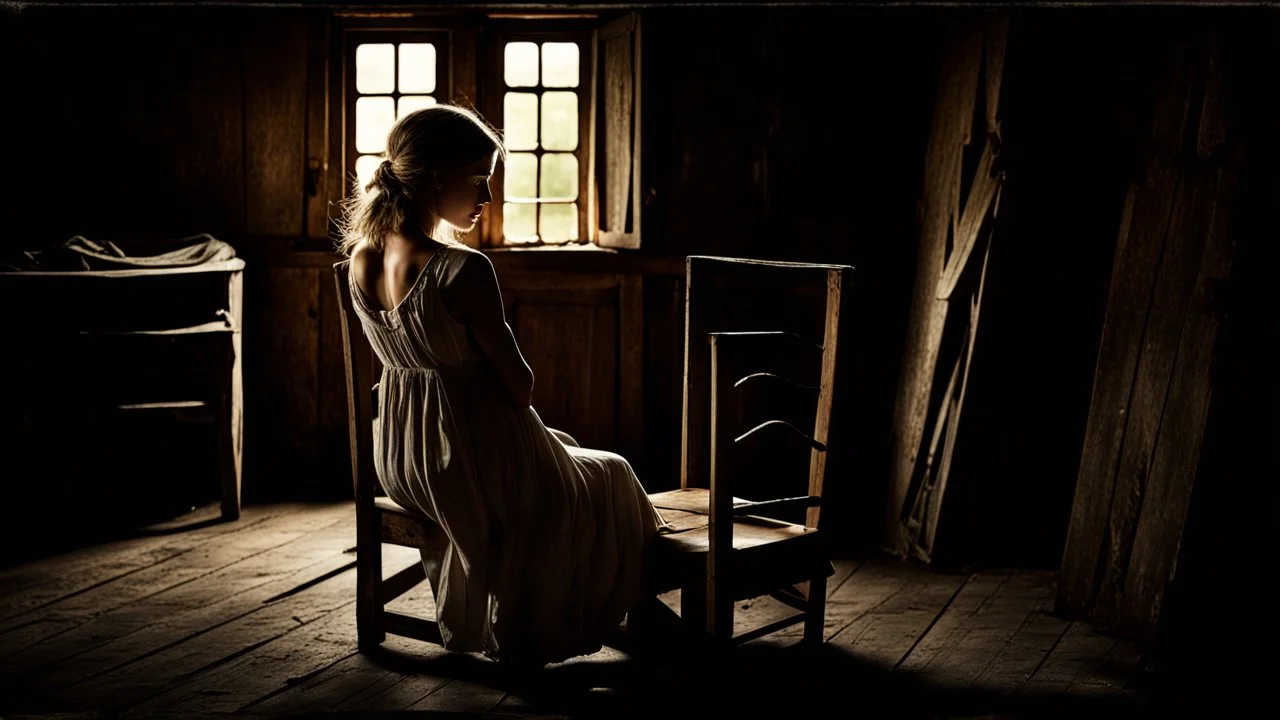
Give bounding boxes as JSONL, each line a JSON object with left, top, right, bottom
{"left": 483, "top": 243, "right": 617, "bottom": 253}
{"left": 485, "top": 244, "right": 683, "bottom": 276}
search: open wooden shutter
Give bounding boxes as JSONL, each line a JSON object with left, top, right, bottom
{"left": 595, "top": 12, "right": 641, "bottom": 249}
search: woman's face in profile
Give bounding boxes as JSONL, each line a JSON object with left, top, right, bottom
{"left": 436, "top": 151, "right": 499, "bottom": 233}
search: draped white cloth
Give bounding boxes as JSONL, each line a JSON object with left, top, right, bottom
{"left": 349, "top": 242, "right": 666, "bottom": 664}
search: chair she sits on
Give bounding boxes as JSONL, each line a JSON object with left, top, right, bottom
{"left": 334, "top": 260, "right": 450, "bottom": 652}
{"left": 646, "top": 255, "right": 853, "bottom": 649}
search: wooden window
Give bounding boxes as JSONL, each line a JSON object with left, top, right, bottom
{"left": 481, "top": 13, "right": 641, "bottom": 249}
{"left": 341, "top": 28, "right": 451, "bottom": 198}
{"left": 332, "top": 13, "right": 641, "bottom": 249}
{"left": 496, "top": 37, "right": 586, "bottom": 245}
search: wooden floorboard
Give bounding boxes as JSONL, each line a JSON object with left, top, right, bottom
{"left": 899, "top": 571, "right": 1054, "bottom": 689}
{"left": 970, "top": 575, "right": 1071, "bottom": 694}
{"left": 0, "top": 503, "right": 292, "bottom": 624}
{"left": 1021, "top": 621, "right": 1145, "bottom": 697}
{"left": 828, "top": 560, "right": 971, "bottom": 668}
{"left": 0, "top": 502, "right": 353, "bottom": 676}
{"left": 13, "top": 520, "right": 358, "bottom": 697}
{"left": 0, "top": 504, "right": 1154, "bottom": 717}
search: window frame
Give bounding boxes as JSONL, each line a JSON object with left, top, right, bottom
{"left": 329, "top": 13, "right": 636, "bottom": 251}
{"left": 340, "top": 26, "right": 453, "bottom": 206}
{"left": 479, "top": 20, "right": 597, "bottom": 248}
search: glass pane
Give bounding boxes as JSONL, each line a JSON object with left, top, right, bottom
{"left": 503, "top": 92, "right": 538, "bottom": 151}
{"left": 504, "top": 202, "right": 538, "bottom": 242}
{"left": 539, "top": 153, "right": 578, "bottom": 200}
{"left": 355, "top": 44, "right": 395, "bottom": 94}
{"left": 504, "top": 42, "right": 539, "bottom": 87}
{"left": 397, "top": 95, "right": 436, "bottom": 120}
{"left": 504, "top": 153, "right": 538, "bottom": 200}
{"left": 355, "top": 96, "right": 395, "bottom": 154}
{"left": 541, "top": 91, "right": 578, "bottom": 151}
{"left": 355, "top": 155, "right": 383, "bottom": 194}
{"left": 542, "top": 42, "right": 579, "bottom": 88}
{"left": 540, "top": 203, "right": 578, "bottom": 243}
{"left": 398, "top": 43, "right": 436, "bottom": 93}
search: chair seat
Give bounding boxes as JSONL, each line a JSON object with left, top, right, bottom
{"left": 373, "top": 496, "right": 446, "bottom": 550}
{"left": 646, "top": 489, "right": 832, "bottom": 598}
{"left": 373, "top": 495, "right": 420, "bottom": 518}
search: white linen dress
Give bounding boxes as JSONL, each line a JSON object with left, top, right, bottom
{"left": 348, "top": 242, "right": 667, "bottom": 664}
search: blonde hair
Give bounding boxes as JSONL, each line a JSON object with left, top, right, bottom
{"left": 336, "top": 104, "right": 505, "bottom": 255}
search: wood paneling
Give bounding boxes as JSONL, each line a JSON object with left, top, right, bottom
{"left": 248, "top": 267, "right": 321, "bottom": 499}
{"left": 244, "top": 10, "right": 308, "bottom": 237}
{"left": 505, "top": 283, "right": 619, "bottom": 452}
{"left": 304, "top": 11, "right": 333, "bottom": 239}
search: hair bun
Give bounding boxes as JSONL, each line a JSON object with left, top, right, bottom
{"left": 373, "top": 159, "right": 406, "bottom": 196}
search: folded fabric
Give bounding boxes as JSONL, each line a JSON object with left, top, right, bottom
{"left": 1, "top": 233, "right": 237, "bottom": 271}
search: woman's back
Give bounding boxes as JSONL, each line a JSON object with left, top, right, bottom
{"left": 348, "top": 240, "right": 479, "bottom": 372}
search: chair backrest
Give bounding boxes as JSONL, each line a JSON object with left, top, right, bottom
{"left": 681, "top": 255, "right": 853, "bottom": 532}
{"left": 334, "top": 260, "right": 380, "bottom": 506}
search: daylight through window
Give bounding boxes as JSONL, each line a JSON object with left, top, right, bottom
{"left": 353, "top": 42, "right": 438, "bottom": 193}
{"left": 502, "top": 41, "right": 581, "bottom": 244}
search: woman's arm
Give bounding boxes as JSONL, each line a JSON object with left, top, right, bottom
{"left": 442, "top": 252, "right": 535, "bottom": 408}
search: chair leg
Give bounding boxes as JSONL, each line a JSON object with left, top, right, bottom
{"left": 356, "top": 511, "right": 385, "bottom": 652}
{"left": 803, "top": 574, "right": 827, "bottom": 648}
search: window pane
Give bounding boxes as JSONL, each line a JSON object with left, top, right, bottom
{"left": 541, "top": 91, "right": 578, "bottom": 151}
{"left": 505, "top": 153, "right": 537, "bottom": 200}
{"left": 539, "top": 153, "right": 578, "bottom": 200}
{"left": 398, "top": 43, "right": 436, "bottom": 93}
{"left": 540, "top": 203, "right": 579, "bottom": 243}
{"left": 397, "top": 95, "right": 436, "bottom": 120}
{"left": 355, "top": 154, "right": 383, "bottom": 194}
{"left": 542, "top": 42, "right": 579, "bottom": 88}
{"left": 503, "top": 92, "right": 538, "bottom": 151}
{"left": 504, "top": 42, "right": 539, "bottom": 87}
{"left": 356, "top": 44, "right": 395, "bottom": 94}
{"left": 356, "top": 96, "right": 395, "bottom": 154}
{"left": 504, "top": 202, "right": 538, "bottom": 242}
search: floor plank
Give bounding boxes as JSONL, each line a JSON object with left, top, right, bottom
{"left": 129, "top": 591, "right": 362, "bottom": 715}
{"left": 1021, "top": 621, "right": 1144, "bottom": 697}
{"left": 899, "top": 571, "right": 1054, "bottom": 689}
{"left": 0, "top": 504, "right": 292, "bottom": 624}
{"left": 243, "top": 632, "right": 435, "bottom": 713}
{"left": 337, "top": 662, "right": 454, "bottom": 712}
{"left": 104, "top": 544, "right": 430, "bottom": 715}
{"left": 44, "top": 552, "right": 359, "bottom": 713}
{"left": 970, "top": 578, "right": 1071, "bottom": 694}
{"left": 829, "top": 563, "right": 970, "bottom": 669}
{"left": 407, "top": 675, "right": 508, "bottom": 713}
{"left": 9, "top": 519, "right": 358, "bottom": 696}
{"left": 0, "top": 502, "right": 352, "bottom": 670}
{"left": 0, "top": 502, "right": 1154, "bottom": 718}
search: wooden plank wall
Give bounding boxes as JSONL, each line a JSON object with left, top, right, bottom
{"left": 1056, "top": 20, "right": 1257, "bottom": 641}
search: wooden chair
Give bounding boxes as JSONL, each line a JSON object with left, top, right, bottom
{"left": 647, "top": 255, "right": 852, "bottom": 649}
{"left": 334, "top": 260, "right": 450, "bottom": 652}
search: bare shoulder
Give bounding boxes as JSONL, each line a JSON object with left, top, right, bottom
{"left": 349, "top": 240, "right": 383, "bottom": 294}
{"left": 439, "top": 245, "right": 495, "bottom": 288}
{"left": 440, "top": 246, "right": 501, "bottom": 320}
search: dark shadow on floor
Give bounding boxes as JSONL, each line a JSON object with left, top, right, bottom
{"left": 339, "top": 638, "right": 1189, "bottom": 720}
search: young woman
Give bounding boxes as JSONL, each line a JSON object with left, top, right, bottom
{"left": 338, "top": 104, "right": 670, "bottom": 668}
